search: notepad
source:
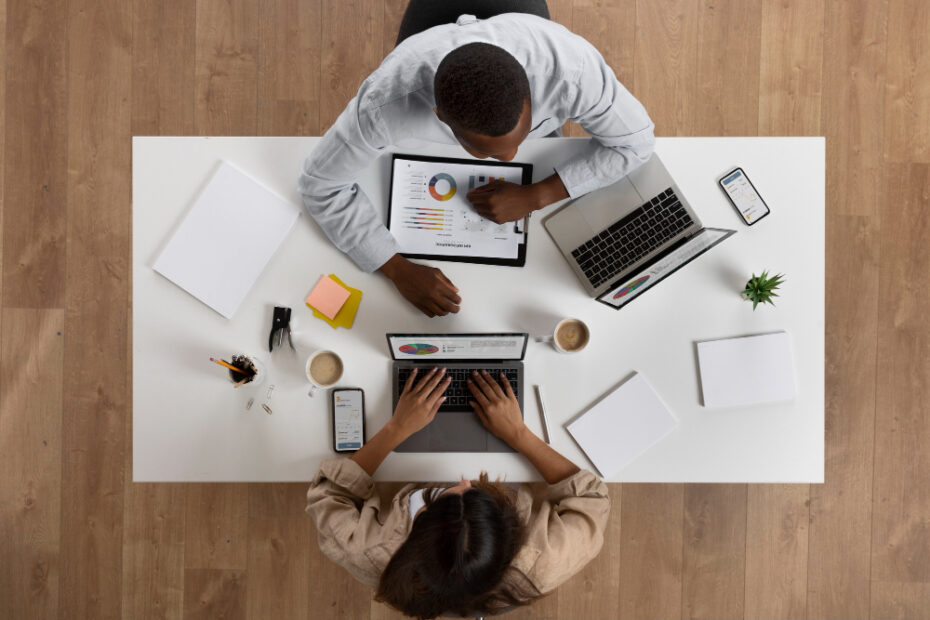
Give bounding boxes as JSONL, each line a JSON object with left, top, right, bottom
{"left": 567, "top": 373, "right": 678, "bottom": 478}
{"left": 312, "top": 274, "right": 363, "bottom": 329}
{"left": 305, "top": 275, "right": 351, "bottom": 320}
{"left": 697, "top": 332, "right": 797, "bottom": 408}
{"left": 153, "top": 161, "right": 301, "bottom": 319}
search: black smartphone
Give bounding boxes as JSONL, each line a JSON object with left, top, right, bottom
{"left": 331, "top": 388, "right": 365, "bottom": 453}
{"left": 718, "top": 167, "right": 771, "bottom": 226}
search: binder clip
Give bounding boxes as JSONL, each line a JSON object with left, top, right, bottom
{"left": 268, "top": 306, "right": 294, "bottom": 352}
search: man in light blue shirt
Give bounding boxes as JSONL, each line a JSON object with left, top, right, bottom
{"left": 299, "top": 12, "right": 654, "bottom": 317}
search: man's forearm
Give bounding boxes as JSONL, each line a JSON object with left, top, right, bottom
{"left": 530, "top": 173, "right": 570, "bottom": 210}
{"left": 378, "top": 253, "right": 406, "bottom": 280}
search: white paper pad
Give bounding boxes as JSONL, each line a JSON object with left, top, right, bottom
{"left": 697, "top": 332, "right": 797, "bottom": 408}
{"left": 567, "top": 373, "right": 678, "bottom": 478}
{"left": 153, "top": 161, "right": 300, "bottom": 318}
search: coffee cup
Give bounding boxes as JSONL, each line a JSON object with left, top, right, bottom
{"left": 305, "top": 350, "right": 344, "bottom": 397}
{"left": 538, "top": 318, "right": 590, "bottom": 353}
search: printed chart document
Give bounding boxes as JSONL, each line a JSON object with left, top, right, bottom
{"left": 697, "top": 332, "right": 797, "bottom": 407}
{"left": 153, "top": 161, "right": 301, "bottom": 318}
{"left": 567, "top": 373, "right": 678, "bottom": 478}
{"left": 388, "top": 155, "right": 531, "bottom": 262}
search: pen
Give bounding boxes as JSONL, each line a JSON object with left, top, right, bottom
{"left": 210, "top": 357, "right": 251, "bottom": 376}
{"left": 534, "top": 384, "right": 552, "bottom": 444}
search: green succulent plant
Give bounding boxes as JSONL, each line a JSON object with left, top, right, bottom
{"left": 742, "top": 270, "right": 785, "bottom": 310}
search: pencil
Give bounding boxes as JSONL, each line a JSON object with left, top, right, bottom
{"left": 211, "top": 357, "right": 252, "bottom": 376}
{"left": 534, "top": 384, "right": 552, "bottom": 444}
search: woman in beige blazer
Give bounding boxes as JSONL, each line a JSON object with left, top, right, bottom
{"left": 307, "top": 367, "right": 610, "bottom": 619}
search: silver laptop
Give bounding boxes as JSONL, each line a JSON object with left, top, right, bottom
{"left": 544, "top": 155, "right": 734, "bottom": 309}
{"left": 387, "top": 333, "right": 527, "bottom": 452}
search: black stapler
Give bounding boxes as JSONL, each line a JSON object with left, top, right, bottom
{"left": 268, "top": 306, "right": 294, "bottom": 352}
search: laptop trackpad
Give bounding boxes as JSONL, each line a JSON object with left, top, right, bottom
{"left": 430, "top": 411, "right": 487, "bottom": 452}
{"left": 582, "top": 177, "right": 643, "bottom": 232}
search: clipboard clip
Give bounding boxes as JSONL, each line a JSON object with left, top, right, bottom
{"left": 268, "top": 306, "right": 294, "bottom": 352}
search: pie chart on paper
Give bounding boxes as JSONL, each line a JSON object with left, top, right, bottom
{"left": 399, "top": 343, "right": 439, "bottom": 355}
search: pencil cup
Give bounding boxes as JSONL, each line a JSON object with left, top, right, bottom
{"left": 227, "top": 354, "right": 266, "bottom": 388}
{"left": 305, "top": 350, "right": 343, "bottom": 397}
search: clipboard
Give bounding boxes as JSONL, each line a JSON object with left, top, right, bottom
{"left": 387, "top": 153, "right": 533, "bottom": 267}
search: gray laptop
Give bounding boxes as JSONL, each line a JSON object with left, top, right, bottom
{"left": 544, "top": 154, "right": 734, "bottom": 310}
{"left": 388, "top": 333, "right": 527, "bottom": 452}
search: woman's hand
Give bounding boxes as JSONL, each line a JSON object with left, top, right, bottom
{"left": 467, "top": 370, "right": 528, "bottom": 448}
{"left": 389, "top": 367, "right": 451, "bottom": 439}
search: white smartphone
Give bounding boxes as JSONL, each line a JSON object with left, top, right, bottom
{"left": 331, "top": 388, "right": 365, "bottom": 453}
{"left": 718, "top": 167, "right": 771, "bottom": 226}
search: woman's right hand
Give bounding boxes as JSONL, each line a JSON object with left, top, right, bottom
{"left": 467, "top": 370, "right": 528, "bottom": 448}
{"left": 389, "top": 367, "right": 451, "bottom": 439}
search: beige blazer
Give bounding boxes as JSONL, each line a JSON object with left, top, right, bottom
{"left": 306, "top": 458, "right": 610, "bottom": 602}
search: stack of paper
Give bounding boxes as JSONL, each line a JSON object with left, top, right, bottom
{"left": 567, "top": 373, "right": 678, "bottom": 478}
{"left": 153, "top": 161, "right": 301, "bottom": 319}
{"left": 697, "top": 332, "right": 797, "bottom": 407}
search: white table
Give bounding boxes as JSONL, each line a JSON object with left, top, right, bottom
{"left": 132, "top": 137, "right": 824, "bottom": 483}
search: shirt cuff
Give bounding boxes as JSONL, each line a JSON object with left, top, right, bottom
{"left": 346, "top": 227, "right": 401, "bottom": 273}
{"left": 314, "top": 457, "right": 376, "bottom": 500}
{"left": 547, "top": 468, "right": 608, "bottom": 503}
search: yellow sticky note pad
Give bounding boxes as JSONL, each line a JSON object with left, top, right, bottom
{"left": 311, "top": 274, "right": 362, "bottom": 329}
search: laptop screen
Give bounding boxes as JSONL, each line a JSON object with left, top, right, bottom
{"left": 387, "top": 333, "right": 528, "bottom": 361}
{"left": 597, "top": 228, "right": 735, "bottom": 309}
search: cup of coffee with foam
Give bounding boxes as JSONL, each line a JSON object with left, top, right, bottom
{"left": 305, "top": 350, "right": 344, "bottom": 397}
{"left": 542, "top": 318, "right": 590, "bottom": 353}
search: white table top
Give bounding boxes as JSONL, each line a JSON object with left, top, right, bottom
{"left": 132, "top": 136, "right": 824, "bottom": 483}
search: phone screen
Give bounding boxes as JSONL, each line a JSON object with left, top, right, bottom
{"left": 333, "top": 389, "right": 364, "bottom": 452}
{"left": 720, "top": 168, "right": 770, "bottom": 225}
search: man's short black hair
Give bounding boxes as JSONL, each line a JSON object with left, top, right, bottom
{"left": 434, "top": 42, "right": 530, "bottom": 137}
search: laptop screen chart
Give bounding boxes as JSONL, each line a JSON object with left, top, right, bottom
{"left": 399, "top": 343, "right": 439, "bottom": 355}
{"left": 390, "top": 335, "right": 526, "bottom": 360}
{"left": 614, "top": 275, "right": 650, "bottom": 299}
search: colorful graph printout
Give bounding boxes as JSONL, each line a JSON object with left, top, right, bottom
{"left": 390, "top": 157, "right": 526, "bottom": 260}
{"left": 428, "top": 173, "right": 457, "bottom": 201}
{"left": 614, "top": 275, "right": 650, "bottom": 299}
{"left": 399, "top": 344, "right": 439, "bottom": 355}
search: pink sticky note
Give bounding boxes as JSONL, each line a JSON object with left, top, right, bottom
{"left": 305, "top": 275, "right": 351, "bottom": 320}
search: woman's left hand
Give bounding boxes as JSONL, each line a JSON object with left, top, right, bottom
{"left": 389, "top": 367, "right": 451, "bottom": 438}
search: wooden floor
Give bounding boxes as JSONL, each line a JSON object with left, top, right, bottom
{"left": 1, "top": 0, "right": 928, "bottom": 618}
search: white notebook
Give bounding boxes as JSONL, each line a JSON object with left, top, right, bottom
{"left": 697, "top": 332, "right": 797, "bottom": 408}
{"left": 153, "top": 161, "right": 301, "bottom": 318}
{"left": 567, "top": 373, "right": 678, "bottom": 478}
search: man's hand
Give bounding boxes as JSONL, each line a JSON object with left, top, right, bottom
{"left": 466, "top": 181, "right": 536, "bottom": 224}
{"left": 389, "top": 367, "right": 451, "bottom": 439}
{"left": 380, "top": 254, "right": 461, "bottom": 317}
{"left": 467, "top": 370, "right": 528, "bottom": 448}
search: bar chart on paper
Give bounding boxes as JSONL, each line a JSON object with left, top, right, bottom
{"left": 389, "top": 156, "right": 526, "bottom": 259}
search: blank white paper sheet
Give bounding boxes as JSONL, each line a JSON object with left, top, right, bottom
{"left": 697, "top": 332, "right": 797, "bottom": 408}
{"left": 153, "top": 161, "right": 301, "bottom": 318}
{"left": 567, "top": 373, "right": 678, "bottom": 478}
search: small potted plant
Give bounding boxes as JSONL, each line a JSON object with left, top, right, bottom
{"left": 742, "top": 270, "right": 785, "bottom": 310}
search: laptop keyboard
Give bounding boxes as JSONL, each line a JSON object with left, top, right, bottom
{"left": 398, "top": 367, "right": 519, "bottom": 411}
{"left": 570, "top": 187, "right": 694, "bottom": 288}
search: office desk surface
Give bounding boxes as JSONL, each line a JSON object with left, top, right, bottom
{"left": 132, "top": 137, "right": 824, "bottom": 483}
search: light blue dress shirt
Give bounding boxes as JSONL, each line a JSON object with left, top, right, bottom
{"left": 299, "top": 13, "right": 656, "bottom": 272}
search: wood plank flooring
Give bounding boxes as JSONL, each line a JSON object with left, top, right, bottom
{"left": 1, "top": 1, "right": 928, "bottom": 618}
